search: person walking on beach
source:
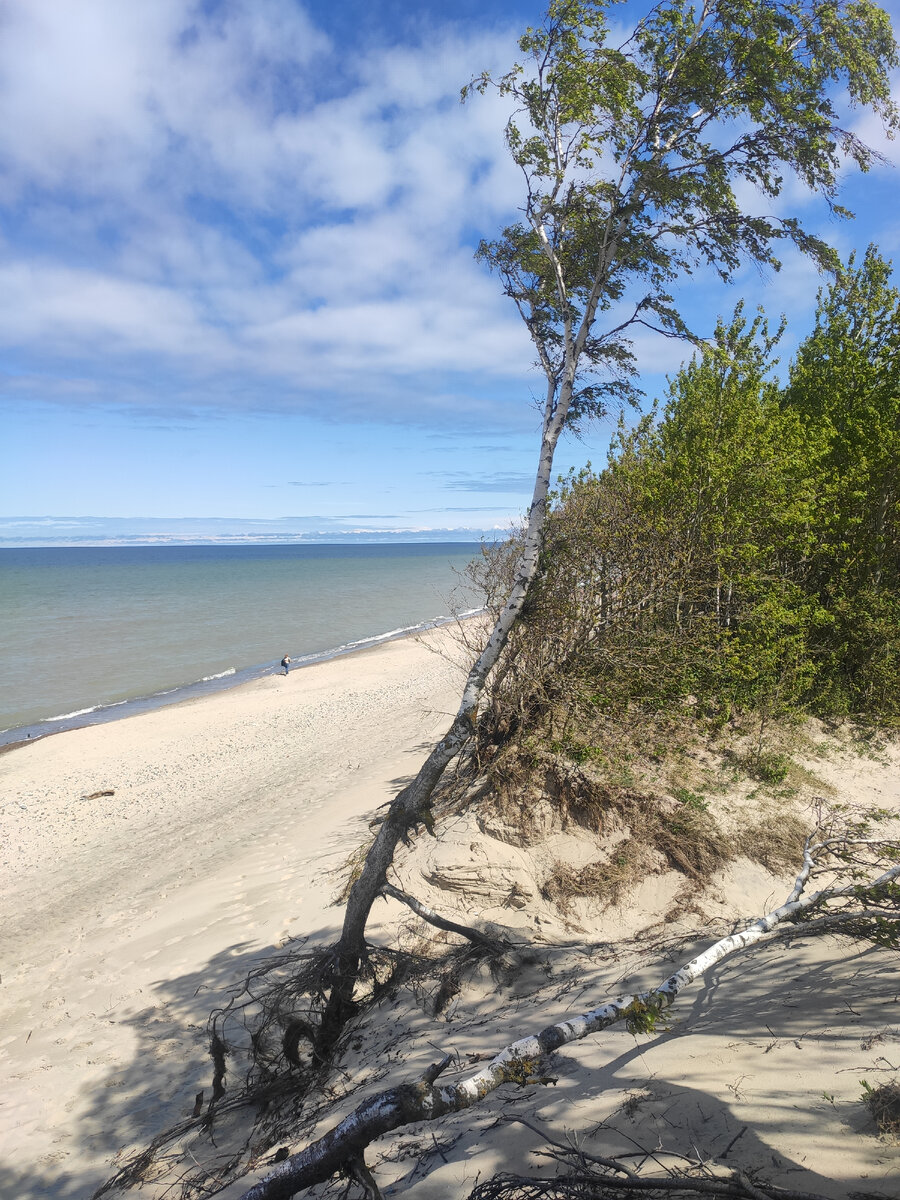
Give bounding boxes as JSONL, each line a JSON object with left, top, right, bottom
{"left": 281, "top": 654, "right": 291, "bottom": 675}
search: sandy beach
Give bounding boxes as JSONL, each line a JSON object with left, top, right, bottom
{"left": 0, "top": 625, "right": 471, "bottom": 1199}
{"left": 2, "top": 621, "right": 899, "bottom": 1200}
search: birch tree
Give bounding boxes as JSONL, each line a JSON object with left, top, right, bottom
{"left": 239, "top": 823, "right": 900, "bottom": 1199}
{"left": 314, "top": 0, "right": 899, "bottom": 1057}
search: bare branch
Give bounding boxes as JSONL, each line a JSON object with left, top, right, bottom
{"left": 236, "top": 848, "right": 900, "bottom": 1200}
{"left": 379, "top": 883, "right": 506, "bottom": 950}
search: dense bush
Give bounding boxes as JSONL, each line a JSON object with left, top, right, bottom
{"left": 484, "top": 248, "right": 900, "bottom": 740}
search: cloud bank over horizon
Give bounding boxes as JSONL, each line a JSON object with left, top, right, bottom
{"left": 0, "top": 512, "right": 507, "bottom": 546}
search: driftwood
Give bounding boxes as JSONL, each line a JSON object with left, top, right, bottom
{"left": 236, "top": 840, "right": 900, "bottom": 1200}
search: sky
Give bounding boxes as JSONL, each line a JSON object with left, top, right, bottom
{"left": 1, "top": 0, "right": 899, "bottom": 544}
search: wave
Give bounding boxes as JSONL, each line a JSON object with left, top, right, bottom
{"left": 290, "top": 609, "right": 486, "bottom": 666}
{"left": 330, "top": 617, "right": 449, "bottom": 656}
{"left": 37, "top": 668, "right": 233, "bottom": 727}
{"left": 344, "top": 622, "right": 429, "bottom": 648}
{"left": 43, "top": 699, "right": 128, "bottom": 722}
{"left": 10, "top": 608, "right": 488, "bottom": 746}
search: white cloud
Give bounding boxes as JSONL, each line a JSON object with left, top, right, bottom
{"left": 0, "top": 0, "right": 531, "bottom": 420}
{"left": 0, "top": 262, "right": 233, "bottom": 358}
{"left": 2, "top": 0, "right": 892, "bottom": 427}
{"left": 0, "top": 0, "right": 330, "bottom": 202}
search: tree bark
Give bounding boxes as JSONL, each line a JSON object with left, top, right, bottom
{"left": 239, "top": 859, "right": 900, "bottom": 1200}
{"left": 379, "top": 883, "right": 506, "bottom": 950}
{"left": 316, "top": 415, "right": 569, "bottom": 1058}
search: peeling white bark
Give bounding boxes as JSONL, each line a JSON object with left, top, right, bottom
{"left": 238, "top": 859, "right": 900, "bottom": 1200}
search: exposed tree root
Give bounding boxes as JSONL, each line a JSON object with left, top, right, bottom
{"left": 467, "top": 1119, "right": 855, "bottom": 1200}
{"left": 90, "top": 929, "right": 511, "bottom": 1199}
{"left": 90, "top": 814, "right": 899, "bottom": 1200}
{"left": 232, "top": 833, "right": 900, "bottom": 1200}
{"left": 464, "top": 1167, "right": 834, "bottom": 1199}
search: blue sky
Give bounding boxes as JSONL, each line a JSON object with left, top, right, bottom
{"left": 2, "top": 0, "right": 899, "bottom": 544}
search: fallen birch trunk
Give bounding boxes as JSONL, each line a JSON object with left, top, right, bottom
{"left": 237, "top": 852, "right": 900, "bottom": 1200}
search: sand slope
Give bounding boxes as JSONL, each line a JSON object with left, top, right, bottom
{"left": 2, "top": 631, "right": 898, "bottom": 1200}
{"left": 214, "top": 732, "right": 900, "bottom": 1200}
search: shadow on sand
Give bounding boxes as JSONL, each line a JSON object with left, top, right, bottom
{"left": 4, "top": 921, "right": 898, "bottom": 1199}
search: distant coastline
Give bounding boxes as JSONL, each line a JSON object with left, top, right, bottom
{"left": 0, "top": 521, "right": 508, "bottom": 549}
{"left": 0, "top": 533, "right": 494, "bottom": 548}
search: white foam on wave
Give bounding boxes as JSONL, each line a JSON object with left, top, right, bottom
{"left": 312, "top": 610, "right": 486, "bottom": 662}
{"left": 351, "top": 623, "right": 422, "bottom": 645}
{"left": 31, "top": 612, "right": 486, "bottom": 731}
{"left": 43, "top": 700, "right": 128, "bottom": 722}
{"left": 336, "top": 620, "right": 434, "bottom": 654}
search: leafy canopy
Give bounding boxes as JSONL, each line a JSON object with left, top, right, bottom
{"left": 493, "top": 246, "right": 900, "bottom": 727}
{"left": 467, "top": 0, "right": 898, "bottom": 424}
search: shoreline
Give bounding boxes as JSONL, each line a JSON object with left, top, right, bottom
{"left": 0, "top": 607, "right": 485, "bottom": 752}
{"left": 0, "top": 620, "right": 475, "bottom": 1199}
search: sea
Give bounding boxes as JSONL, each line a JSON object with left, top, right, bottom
{"left": 0, "top": 542, "right": 484, "bottom": 746}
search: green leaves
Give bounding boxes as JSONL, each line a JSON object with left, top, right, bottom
{"left": 467, "top": 1, "right": 898, "bottom": 430}
{"left": 785, "top": 246, "right": 900, "bottom": 715}
{"left": 504, "top": 251, "right": 900, "bottom": 725}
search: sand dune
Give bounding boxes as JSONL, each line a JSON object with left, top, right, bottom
{"left": 1, "top": 625, "right": 898, "bottom": 1200}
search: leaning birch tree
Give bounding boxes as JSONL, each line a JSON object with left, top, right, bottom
{"left": 314, "top": 0, "right": 899, "bottom": 1057}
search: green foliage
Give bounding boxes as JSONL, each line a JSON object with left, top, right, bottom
{"left": 484, "top": 247, "right": 900, "bottom": 744}
{"left": 501, "top": 1054, "right": 557, "bottom": 1088}
{"left": 623, "top": 996, "right": 670, "bottom": 1036}
{"left": 785, "top": 246, "right": 900, "bottom": 716}
{"left": 673, "top": 787, "right": 708, "bottom": 812}
{"left": 848, "top": 881, "right": 900, "bottom": 949}
{"left": 465, "top": 2, "right": 900, "bottom": 756}
{"left": 466, "top": 0, "right": 898, "bottom": 429}
{"left": 750, "top": 752, "right": 792, "bottom": 786}
{"left": 549, "top": 735, "right": 607, "bottom": 765}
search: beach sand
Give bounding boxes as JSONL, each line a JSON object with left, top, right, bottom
{"left": 2, "top": 624, "right": 899, "bottom": 1200}
{"left": 0, "top": 625, "right": 471, "bottom": 1200}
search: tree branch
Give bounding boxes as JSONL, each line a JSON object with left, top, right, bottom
{"left": 379, "top": 882, "right": 507, "bottom": 950}
{"left": 237, "top": 854, "right": 900, "bottom": 1200}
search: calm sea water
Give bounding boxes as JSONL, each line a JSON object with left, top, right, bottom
{"left": 0, "top": 543, "right": 482, "bottom": 744}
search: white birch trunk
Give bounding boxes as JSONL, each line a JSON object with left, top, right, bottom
{"left": 238, "top": 859, "right": 900, "bottom": 1200}
{"left": 316, "top": 394, "right": 573, "bottom": 1052}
